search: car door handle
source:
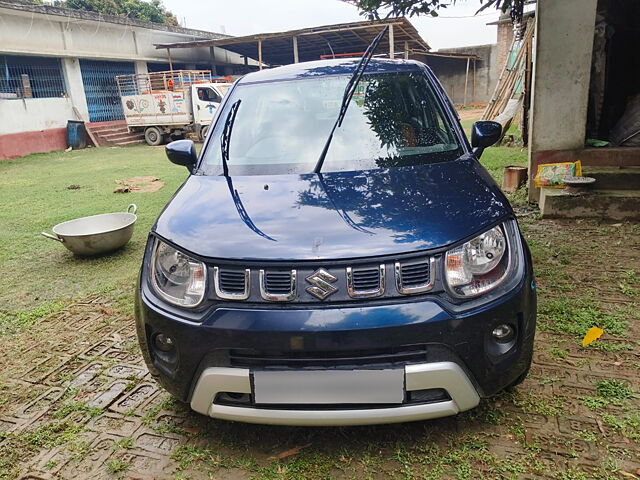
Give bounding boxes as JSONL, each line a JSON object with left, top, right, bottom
{"left": 197, "top": 105, "right": 200, "bottom": 110}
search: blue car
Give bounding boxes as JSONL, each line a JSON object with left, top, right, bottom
{"left": 135, "top": 58, "right": 536, "bottom": 426}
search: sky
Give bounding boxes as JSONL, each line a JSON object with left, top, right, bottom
{"left": 161, "top": 0, "right": 503, "bottom": 51}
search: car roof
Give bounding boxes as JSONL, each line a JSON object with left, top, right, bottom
{"left": 238, "top": 58, "right": 425, "bottom": 85}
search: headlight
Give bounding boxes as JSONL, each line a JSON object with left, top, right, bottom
{"left": 150, "top": 239, "right": 207, "bottom": 307}
{"left": 445, "top": 224, "right": 511, "bottom": 297}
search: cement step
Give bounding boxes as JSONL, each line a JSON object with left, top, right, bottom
{"left": 97, "top": 127, "right": 130, "bottom": 135}
{"left": 87, "top": 120, "right": 126, "bottom": 128}
{"left": 92, "top": 128, "right": 130, "bottom": 137}
{"left": 100, "top": 131, "right": 143, "bottom": 141}
{"left": 583, "top": 166, "right": 640, "bottom": 190}
{"left": 114, "top": 139, "right": 145, "bottom": 146}
{"left": 540, "top": 188, "right": 640, "bottom": 221}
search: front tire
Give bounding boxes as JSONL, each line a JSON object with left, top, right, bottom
{"left": 144, "top": 126, "right": 163, "bottom": 146}
{"left": 199, "top": 125, "right": 209, "bottom": 142}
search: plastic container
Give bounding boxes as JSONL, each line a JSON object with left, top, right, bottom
{"left": 67, "top": 120, "right": 87, "bottom": 150}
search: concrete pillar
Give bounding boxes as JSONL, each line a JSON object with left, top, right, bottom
{"left": 61, "top": 57, "right": 89, "bottom": 122}
{"left": 527, "top": 0, "right": 598, "bottom": 201}
{"left": 293, "top": 36, "right": 299, "bottom": 63}
{"left": 134, "top": 61, "right": 148, "bottom": 75}
{"left": 209, "top": 47, "right": 218, "bottom": 75}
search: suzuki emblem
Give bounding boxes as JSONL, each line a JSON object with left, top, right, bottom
{"left": 305, "top": 268, "right": 338, "bottom": 300}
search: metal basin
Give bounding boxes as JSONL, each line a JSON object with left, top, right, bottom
{"left": 42, "top": 204, "right": 138, "bottom": 256}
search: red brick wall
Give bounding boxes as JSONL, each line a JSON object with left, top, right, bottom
{"left": 496, "top": 23, "right": 514, "bottom": 74}
{"left": 0, "top": 128, "right": 67, "bottom": 160}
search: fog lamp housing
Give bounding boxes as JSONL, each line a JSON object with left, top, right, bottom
{"left": 492, "top": 324, "right": 515, "bottom": 342}
{"left": 153, "top": 333, "right": 175, "bottom": 352}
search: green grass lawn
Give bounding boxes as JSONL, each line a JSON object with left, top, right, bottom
{"left": 0, "top": 146, "right": 188, "bottom": 320}
{"left": 0, "top": 143, "right": 527, "bottom": 323}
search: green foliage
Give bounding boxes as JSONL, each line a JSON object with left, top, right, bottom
{"left": 581, "top": 379, "right": 635, "bottom": 411}
{"left": 106, "top": 459, "right": 130, "bottom": 474}
{"left": 538, "top": 297, "right": 628, "bottom": 338}
{"left": 0, "top": 300, "right": 66, "bottom": 336}
{"left": 53, "top": 401, "right": 103, "bottom": 419}
{"left": 0, "top": 145, "right": 187, "bottom": 319}
{"left": 348, "top": 0, "right": 524, "bottom": 22}
{"left": 595, "top": 379, "right": 634, "bottom": 400}
{"left": 56, "top": 0, "right": 178, "bottom": 25}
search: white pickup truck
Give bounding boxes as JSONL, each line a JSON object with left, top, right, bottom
{"left": 115, "top": 70, "right": 231, "bottom": 145}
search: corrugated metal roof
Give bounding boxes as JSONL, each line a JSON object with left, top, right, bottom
{"left": 154, "top": 18, "right": 430, "bottom": 66}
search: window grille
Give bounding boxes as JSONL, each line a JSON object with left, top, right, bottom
{"left": 0, "top": 55, "right": 66, "bottom": 99}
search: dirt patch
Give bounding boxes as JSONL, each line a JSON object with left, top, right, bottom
{"left": 0, "top": 219, "right": 638, "bottom": 479}
{"left": 114, "top": 176, "right": 164, "bottom": 194}
{"left": 457, "top": 107, "right": 485, "bottom": 121}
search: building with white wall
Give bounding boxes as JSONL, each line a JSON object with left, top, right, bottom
{"left": 0, "top": 0, "right": 247, "bottom": 159}
{"left": 528, "top": 0, "right": 640, "bottom": 205}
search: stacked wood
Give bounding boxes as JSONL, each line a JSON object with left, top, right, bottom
{"left": 482, "top": 18, "right": 535, "bottom": 131}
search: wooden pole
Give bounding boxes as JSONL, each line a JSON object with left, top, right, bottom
{"left": 388, "top": 24, "right": 394, "bottom": 59}
{"left": 166, "top": 48, "right": 173, "bottom": 71}
{"left": 404, "top": 41, "right": 409, "bottom": 60}
{"left": 258, "top": 39, "right": 263, "bottom": 70}
{"left": 472, "top": 58, "right": 476, "bottom": 103}
{"left": 482, "top": 18, "right": 534, "bottom": 120}
{"left": 293, "top": 36, "right": 299, "bottom": 63}
{"left": 463, "top": 57, "right": 470, "bottom": 106}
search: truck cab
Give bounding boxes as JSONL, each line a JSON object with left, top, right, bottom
{"left": 192, "top": 83, "right": 231, "bottom": 140}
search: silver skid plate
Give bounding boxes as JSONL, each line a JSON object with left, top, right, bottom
{"left": 253, "top": 369, "right": 404, "bottom": 405}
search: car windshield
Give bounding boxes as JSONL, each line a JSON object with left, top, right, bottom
{"left": 201, "top": 71, "right": 462, "bottom": 175}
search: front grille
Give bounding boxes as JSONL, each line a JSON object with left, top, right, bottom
{"left": 347, "top": 264, "right": 385, "bottom": 298}
{"left": 401, "top": 261, "right": 430, "bottom": 287}
{"left": 214, "top": 267, "right": 250, "bottom": 300}
{"left": 229, "top": 344, "right": 428, "bottom": 369}
{"left": 264, "top": 271, "right": 293, "bottom": 294}
{"left": 396, "top": 258, "right": 434, "bottom": 294}
{"left": 352, "top": 267, "right": 380, "bottom": 290}
{"left": 259, "top": 269, "right": 296, "bottom": 301}
{"left": 219, "top": 269, "right": 246, "bottom": 293}
{"left": 209, "top": 255, "right": 435, "bottom": 302}
{"left": 214, "top": 388, "right": 450, "bottom": 409}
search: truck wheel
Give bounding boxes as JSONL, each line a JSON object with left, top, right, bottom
{"left": 199, "top": 125, "right": 209, "bottom": 142}
{"left": 144, "top": 127, "right": 163, "bottom": 146}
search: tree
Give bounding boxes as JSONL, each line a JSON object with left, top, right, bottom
{"left": 344, "top": 0, "right": 526, "bottom": 23}
{"left": 58, "top": 0, "right": 178, "bottom": 25}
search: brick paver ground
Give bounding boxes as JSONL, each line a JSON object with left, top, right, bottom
{"left": 0, "top": 218, "right": 638, "bottom": 479}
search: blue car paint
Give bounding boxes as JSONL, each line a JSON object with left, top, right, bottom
{"left": 136, "top": 58, "right": 536, "bottom": 416}
{"left": 154, "top": 157, "right": 511, "bottom": 261}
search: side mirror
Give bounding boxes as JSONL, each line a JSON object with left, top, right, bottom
{"left": 166, "top": 140, "right": 197, "bottom": 172}
{"left": 471, "top": 121, "right": 502, "bottom": 157}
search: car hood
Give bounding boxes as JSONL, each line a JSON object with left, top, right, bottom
{"left": 154, "top": 157, "right": 511, "bottom": 261}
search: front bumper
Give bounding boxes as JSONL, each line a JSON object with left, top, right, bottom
{"left": 135, "top": 252, "right": 536, "bottom": 426}
{"left": 190, "top": 362, "right": 479, "bottom": 426}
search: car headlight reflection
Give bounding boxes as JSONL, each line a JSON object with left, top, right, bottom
{"left": 151, "top": 239, "right": 206, "bottom": 307}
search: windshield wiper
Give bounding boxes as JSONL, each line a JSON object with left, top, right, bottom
{"left": 220, "top": 99, "right": 241, "bottom": 177}
{"left": 313, "top": 25, "right": 389, "bottom": 174}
